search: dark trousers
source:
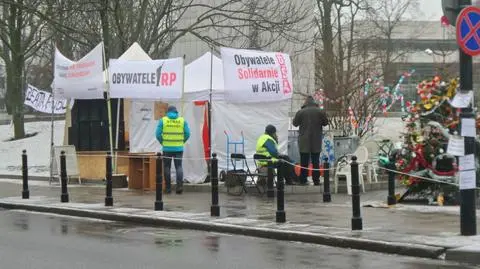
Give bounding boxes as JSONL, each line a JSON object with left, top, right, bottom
{"left": 276, "top": 155, "right": 297, "bottom": 185}
{"left": 300, "top": 152, "right": 320, "bottom": 184}
{"left": 163, "top": 151, "right": 183, "bottom": 192}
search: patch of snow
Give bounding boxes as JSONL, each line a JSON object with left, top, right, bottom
{"left": 0, "top": 120, "right": 65, "bottom": 176}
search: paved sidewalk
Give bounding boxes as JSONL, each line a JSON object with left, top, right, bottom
{"left": 0, "top": 179, "right": 479, "bottom": 265}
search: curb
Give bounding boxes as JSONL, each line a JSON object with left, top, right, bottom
{"left": 0, "top": 201, "right": 445, "bottom": 259}
{"left": 445, "top": 245, "right": 480, "bottom": 265}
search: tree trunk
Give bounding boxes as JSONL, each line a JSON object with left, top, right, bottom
{"left": 8, "top": 1, "right": 25, "bottom": 139}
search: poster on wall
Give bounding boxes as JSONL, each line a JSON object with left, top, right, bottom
{"left": 109, "top": 57, "right": 184, "bottom": 100}
{"left": 220, "top": 47, "right": 293, "bottom": 103}
{"left": 53, "top": 42, "right": 104, "bottom": 99}
{"left": 24, "top": 84, "right": 68, "bottom": 114}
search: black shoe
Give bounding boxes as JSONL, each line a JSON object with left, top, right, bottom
{"left": 176, "top": 189, "right": 183, "bottom": 194}
{"left": 313, "top": 181, "right": 320, "bottom": 186}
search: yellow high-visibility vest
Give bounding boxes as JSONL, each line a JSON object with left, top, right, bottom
{"left": 162, "top": 117, "right": 185, "bottom": 147}
{"left": 255, "top": 134, "right": 278, "bottom": 166}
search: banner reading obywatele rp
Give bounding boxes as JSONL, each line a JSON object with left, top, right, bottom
{"left": 220, "top": 47, "right": 293, "bottom": 103}
{"left": 108, "top": 57, "right": 184, "bottom": 100}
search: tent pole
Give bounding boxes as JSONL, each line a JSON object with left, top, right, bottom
{"left": 207, "top": 46, "right": 214, "bottom": 182}
{"left": 102, "top": 41, "right": 115, "bottom": 171}
{"left": 49, "top": 84, "right": 55, "bottom": 185}
{"left": 114, "top": 98, "right": 120, "bottom": 173}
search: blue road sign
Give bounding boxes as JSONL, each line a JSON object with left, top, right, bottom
{"left": 456, "top": 6, "right": 480, "bottom": 56}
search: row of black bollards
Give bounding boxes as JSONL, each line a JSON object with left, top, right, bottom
{"left": 20, "top": 149, "right": 367, "bottom": 231}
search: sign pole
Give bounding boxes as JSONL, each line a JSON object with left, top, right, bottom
{"left": 456, "top": 0, "right": 477, "bottom": 236}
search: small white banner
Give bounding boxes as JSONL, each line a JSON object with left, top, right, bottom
{"left": 220, "top": 47, "right": 293, "bottom": 103}
{"left": 24, "top": 84, "right": 68, "bottom": 114}
{"left": 108, "top": 57, "right": 184, "bottom": 100}
{"left": 53, "top": 42, "right": 105, "bottom": 99}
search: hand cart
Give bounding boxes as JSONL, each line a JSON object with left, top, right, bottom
{"left": 219, "top": 131, "right": 244, "bottom": 182}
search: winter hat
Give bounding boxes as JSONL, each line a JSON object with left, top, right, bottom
{"left": 167, "top": 105, "right": 178, "bottom": 113}
{"left": 265, "top": 124, "right": 276, "bottom": 135}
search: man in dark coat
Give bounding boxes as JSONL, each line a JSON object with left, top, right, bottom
{"left": 292, "top": 96, "right": 328, "bottom": 185}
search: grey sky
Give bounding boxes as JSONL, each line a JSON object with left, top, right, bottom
{"left": 418, "top": 0, "right": 442, "bottom": 21}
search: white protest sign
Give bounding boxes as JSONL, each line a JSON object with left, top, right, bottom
{"left": 53, "top": 42, "right": 104, "bottom": 99}
{"left": 24, "top": 84, "right": 68, "bottom": 114}
{"left": 221, "top": 47, "right": 293, "bottom": 103}
{"left": 459, "top": 154, "right": 475, "bottom": 171}
{"left": 461, "top": 118, "right": 476, "bottom": 137}
{"left": 459, "top": 170, "right": 476, "bottom": 190}
{"left": 447, "top": 136, "right": 465, "bottom": 156}
{"left": 450, "top": 91, "right": 473, "bottom": 108}
{"left": 108, "top": 57, "right": 184, "bottom": 100}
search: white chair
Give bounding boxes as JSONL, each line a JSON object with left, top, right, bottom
{"left": 361, "top": 140, "right": 379, "bottom": 183}
{"left": 334, "top": 146, "right": 367, "bottom": 195}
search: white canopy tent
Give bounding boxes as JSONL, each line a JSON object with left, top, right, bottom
{"left": 129, "top": 50, "right": 290, "bottom": 184}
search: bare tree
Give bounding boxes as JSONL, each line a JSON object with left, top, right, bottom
{"left": 0, "top": 0, "right": 54, "bottom": 138}
{"left": 365, "top": 0, "right": 421, "bottom": 82}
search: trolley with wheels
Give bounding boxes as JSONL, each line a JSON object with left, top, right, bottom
{"left": 220, "top": 131, "right": 247, "bottom": 195}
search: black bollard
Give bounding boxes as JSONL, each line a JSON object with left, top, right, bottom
{"left": 387, "top": 160, "right": 397, "bottom": 206}
{"left": 350, "top": 156, "right": 363, "bottom": 230}
{"left": 267, "top": 161, "right": 275, "bottom": 198}
{"left": 155, "top": 153, "right": 164, "bottom": 211}
{"left": 21, "top": 150, "right": 29, "bottom": 199}
{"left": 105, "top": 152, "right": 113, "bottom": 206}
{"left": 276, "top": 161, "right": 286, "bottom": 223}
{"left": 60, "top": 151, "right": 69, "bottom": 203}
{"left": 322, "top": 157, "right": 331, "bottom": 203}
{"left": 210, "top": 153, "right": 220, "bottom": 217}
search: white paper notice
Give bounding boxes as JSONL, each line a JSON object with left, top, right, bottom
{"left": 450, "top": 91, "right": 473, "bottom": 108}
{"left": 459, "top": 154, "right": 476, "bottom": 171}
{"left": 447, "top": 136, "right": 465, "bottom": 156}
{"left": 459, "top": 170, "right": 476, "bottom": 190}
{"left": 461, "top": 118, "right": 477, "bottom": 137}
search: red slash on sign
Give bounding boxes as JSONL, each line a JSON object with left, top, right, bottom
{"left": 456, "top": 6, "right": 480, "bottom": 56}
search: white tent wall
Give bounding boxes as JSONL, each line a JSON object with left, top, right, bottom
{"left": 128, "top": 51, "right": 291, "bottom": 184}
{"left": 212, "top": 99, "right": 289, "bottom": 172}
{"left": 128, "top": 95, "right": 209, "bottom": 184}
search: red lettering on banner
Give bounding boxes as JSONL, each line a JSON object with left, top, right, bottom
{"left": 276, "top": 53, "right": 291, "bottom": 95}
{"left": 160, "top": 72, "right": 177, "bottom": 86}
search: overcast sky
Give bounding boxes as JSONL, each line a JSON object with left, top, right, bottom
{"left": 418, "top": 0, "right": 443, "bottom": 21}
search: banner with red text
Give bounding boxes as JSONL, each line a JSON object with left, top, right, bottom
{"left": 53, "top": 42, "right": 104, "bottom": 99}
{"left": 108, "top": 57, "right": 184, "bottom": 100}
{"left": 220, "top": 47, "right": 293, "bottom": 103}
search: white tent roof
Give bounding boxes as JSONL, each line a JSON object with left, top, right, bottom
{"left": 118, "top": 42, "right": 152, "bottom": 61}
{"left": 184, "top": 52, "right": 224, "bottom": 93}
{"left": 104, "top": 42, "right": 151, "bottom": 82}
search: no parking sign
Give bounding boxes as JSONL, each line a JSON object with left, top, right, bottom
{"left": 456, "top": 6, "right": 480, "bottom": 56}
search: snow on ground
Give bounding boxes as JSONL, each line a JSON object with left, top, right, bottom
{"left": 0, "top": 120, "right": 65, "bottom": 176}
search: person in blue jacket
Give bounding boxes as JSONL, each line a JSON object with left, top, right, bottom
{"left": 155, "top": 105, "right": 190, "bottom": 194}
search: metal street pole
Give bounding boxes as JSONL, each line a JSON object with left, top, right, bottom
{"left": 458, "top": 0, "right": 477, "bottom": 236}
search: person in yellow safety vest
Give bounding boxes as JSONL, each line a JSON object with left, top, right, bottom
{"left": 256, "top": 124, "right": 297, "bottom": 185}
{"left": 155, "top": 105, "right": 190, "bottom": 194}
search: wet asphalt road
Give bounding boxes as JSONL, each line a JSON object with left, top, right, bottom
{"left": 0, "top": 209, "right": 475, "bottom": 269}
